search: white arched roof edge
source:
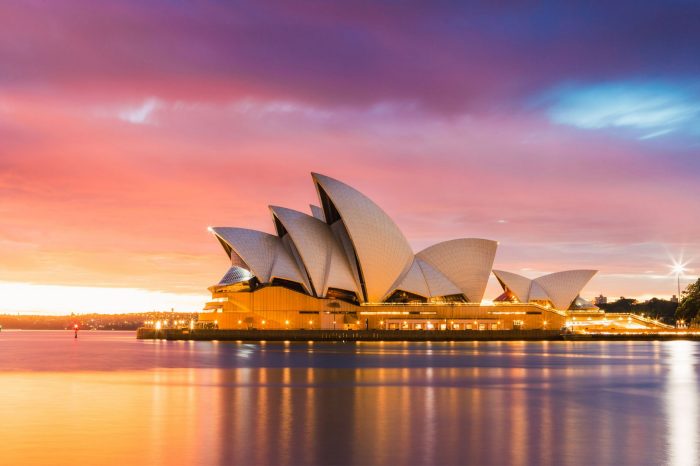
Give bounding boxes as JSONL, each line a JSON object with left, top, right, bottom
{"left": 209, "top": 227, "right": 278, "bottom": 282}
{"left": 269, "top": 239, "right": 312, "bottom": 294}
{"left": 416, "top": 259, "right": 462, "bottom": 297}
{"left": 311, "top": 173, "right": 414, "bottom": 303}
{"left": 210, "top": 227, "right": 310, "bottom": 292}
{"left": 493, "top": 270, "right": 532, "bottom": 302}
{"left": 310, "top": 205, "right": 326, "bottom": 222}
{"left": 270, "top": 206, "right": 358, "bottom": 298}
{"left": 391, "top": 259, "right": 431, "bottom": 298}
{"left": 534, "top": 270, "right": 598, "bottom": 310}
{"left": 529, "top": 281, "right": 550, "bottom": 302}
{"left": 417, "top": 238, "right": 498, "bottom": 303}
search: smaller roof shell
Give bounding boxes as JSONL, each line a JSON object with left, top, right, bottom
{"left": 493, "top": 270, "right": 532, "bottom": 302}
{"left": 417, "top": 239, "right": 498, "bottom": 303}
{"left": 534, "top": 270, "right": 597, "bottom": 310}
{"left": 210, "top": 227, "right": 310, "bottom": 292}
{"left": 392, "top": 259, "right": 431, "bottom": 298}
{"left": 493, "top": 269, "right": 598, "bottom": 310}
{"left": 270, "top": 206, "right": 358, "bottom": 298}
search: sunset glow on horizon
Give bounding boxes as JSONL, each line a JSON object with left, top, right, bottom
{"left": 2, "top": 1, "right": 699, "bottom": 314}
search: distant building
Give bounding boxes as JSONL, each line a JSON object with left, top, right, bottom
{"left": 671, "top": 295, "right": 679, "bottom": 303}
{"left": 594, "top": 294, "right": 607, "bottom": 306}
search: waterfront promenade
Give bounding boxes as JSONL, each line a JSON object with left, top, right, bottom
{"left": 136, "top": 328, "right": 700, "bottom": 342}
{"left": 138, "top": 328, "right": 561, "bottom": 341}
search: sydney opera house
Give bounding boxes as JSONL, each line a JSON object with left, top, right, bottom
{"left": 196, "top": 173, "right": 625, "bottom": 331}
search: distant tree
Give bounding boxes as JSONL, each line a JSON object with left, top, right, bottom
{"left": 634, "top": 298, "right": 678, "bottom": 324}
{"left": 676, "top": 279, "right": 700, "bottom": 324}
{"left": 600, "top": 297, "right": 637, "bottom": 313}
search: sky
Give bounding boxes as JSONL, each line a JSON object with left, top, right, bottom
{"left": 1, "top": 0, "right": 699, "bottom": 314}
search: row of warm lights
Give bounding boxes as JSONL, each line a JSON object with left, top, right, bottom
{"left": 144, "top": 319, "right": 190, "bottom": 325}
{"left": 234, "top": 319, "right": 318, "bottom": 326}
{"left": 145, "top": 319, "right": 195, "bottom": 330}
{"left": 383, "top": 319, "right": 505, "bottom": 329}
{"left": 204, "top": 318, "right": 557, "bottom": 330}
{"left": 229, "top": 319, "right": 372, "bottom": 327}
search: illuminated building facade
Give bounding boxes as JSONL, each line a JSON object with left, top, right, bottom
{"left": 198, "top": 173, "right": 599, "bottom": 331}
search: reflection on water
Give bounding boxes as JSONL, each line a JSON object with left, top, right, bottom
{"left": 0, "top": 331, "right": 698, "bottom": 465}
{"left": 666, "top": 341, "right": 698, "bottom": 466}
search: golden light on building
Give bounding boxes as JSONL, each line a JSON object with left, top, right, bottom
{"left": 195, "top": 173, "right": 670, "bottom": 334}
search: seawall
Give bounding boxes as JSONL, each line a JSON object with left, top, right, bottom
{"left": 137, "top": 328, "right": 563, "bottom": 341}
{"left": 136, "top": 328, "right": 700, "bottom": 342}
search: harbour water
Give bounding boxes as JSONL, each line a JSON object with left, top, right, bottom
{"left": 1, "top": 331, "right": 698, "bottom": 465}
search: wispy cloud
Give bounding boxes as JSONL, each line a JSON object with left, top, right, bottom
{"left": 118, "top": 98, "right": 160, "bottom": 124}
{"left": 229, "top": 99, "right": 332, "bottom": 120}
{"left": 543, "top": 81, "right": 700, "bottom": 140}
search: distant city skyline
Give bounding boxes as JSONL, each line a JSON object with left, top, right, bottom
{"left": 1, "top": 1, "right": 698, "bottom": 314}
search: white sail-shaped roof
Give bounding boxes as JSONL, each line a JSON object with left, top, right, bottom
{"left": 210, "top": 227, "right": 277, "bottom": 281}
{"left": 209, "top": 227, "right": 310, "bottom": 292}
{"left": 309, "top": 205, "right": 325, "bottom": 222}
{"left": 324, "top": 244, "right": 361, "bottom": 296}
{"left": 533, "top": 270, "right": 597, "bottom": 310}
{"left": 217, "top": 266, "right": 253, "bottom": 286}
{"left": 279, "top": 235, "right": 313, "bottom": 292}
{"left": 270, "top": 206, "right": 358, "bottom": 298}
{"left": 493, "top": 270, "right": 532, "bottom": 302}
{"left": 312, "top": 173, "right": 414, "bottom": 303}
{"left": 269, "top": 240, "right": 312, "bottom": 293}
{"left": 392, "top": 259, "right": 431, "bottom": 298}
{"left": 492, "top": 268, "right": 598, "bottom": 310}
{"left": 528, "top": 281, "right": 549, "bottom": 302}
{"left": 417, "top": 259, "right": 462, "bottom": 297}
{"left": 330, "top": 220, "right": 363, "bottom": 293}
{"left": 390, "top": 257, "right": 464, "bottom": 298}
{"left": 417, "top": 239, "right": 497, "bottom": 303}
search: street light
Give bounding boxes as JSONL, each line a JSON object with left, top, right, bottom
{"left": 671, "top": 260, "right": 688, "bottom": 302}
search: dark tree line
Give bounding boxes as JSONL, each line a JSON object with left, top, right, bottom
{"left": 676, "top": 278, "right": 700, "bottom": 325}
{"left": 600, "top": 298, "right": 678, "bottom": 324}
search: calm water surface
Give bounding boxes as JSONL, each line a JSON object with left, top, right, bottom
{"left": 1, "top": 331, "right": 698, "bottom": 466}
